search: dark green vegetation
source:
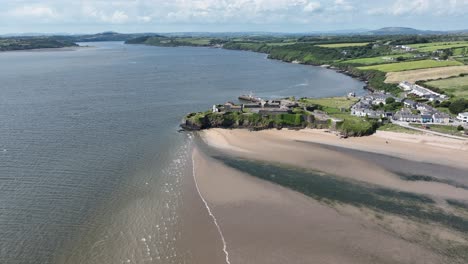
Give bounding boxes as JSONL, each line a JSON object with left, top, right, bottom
{"left": 216, "top": 157, "right": 468, "bottom": 236}
{"left": 0, "top": 37, "right": 77, "bottom": 51}
{"left": 183, "top": 111, "right": 306, "bottom": 131}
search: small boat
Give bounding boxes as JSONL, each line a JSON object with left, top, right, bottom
{"left": 239, "top": 92, "right": 262, "bottom": 103}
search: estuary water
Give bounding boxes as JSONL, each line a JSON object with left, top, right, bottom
{"left": 0, "top": 42, "right": 364, "bottom": 264}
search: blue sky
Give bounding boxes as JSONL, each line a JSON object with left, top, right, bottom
{"left": 1, "top": 0, "right": 468, "bottom": 34}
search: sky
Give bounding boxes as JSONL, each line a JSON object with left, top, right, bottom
{"left": 1, "top": 0, "right": 468, "bottom": 34}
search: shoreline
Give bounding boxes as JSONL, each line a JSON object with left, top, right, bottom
{"left": 0, "top": 45, "right": 94, "bottom": 53}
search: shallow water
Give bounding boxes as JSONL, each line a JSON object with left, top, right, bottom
{"left": 0, "top": 41, "right": 364, "bottom": 264}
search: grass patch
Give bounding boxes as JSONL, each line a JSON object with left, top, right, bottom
{"left": 410, "top": 124, "right": 464, "bottom": 135}
{"left": 378, "top": 123, "right": 421, "bottom": 134}
{"left": 299, "top": 97, "right": 358, "bottom": 110}
{"left": 425, "top": 75, "right": 468, "bottom": 99}
{"left": 341, "top": 54, "right": 416, "bottom": 65}
{"left": 359, "top": 60, "right": 463, "bottom": 72}
{"left": 317, "top": 42, "right": 370, "bottom": 48}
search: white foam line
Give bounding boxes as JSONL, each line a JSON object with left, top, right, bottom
{"left": 191, "top": 151, "right": 231, "bottom": 264}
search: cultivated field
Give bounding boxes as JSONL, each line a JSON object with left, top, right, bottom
{"left": 425, "top": 75, "right": 468, "bottom": 98}
{"left": 175, "top": 38, "right": 212, "bottom": 45}
{"left": 341, "top": 54, "right": 415, "bottom": 65}
{"left": 408, "top": 41, "right": 468, "bottom": 52}
{"left": 317, "top": 42, "right": 369, "bottom": 48}
{"left": 359, "top": 59, "right": 463, "bottom": 72}
{"left": 385, "top": 65, "right": 468, "bottom": 83}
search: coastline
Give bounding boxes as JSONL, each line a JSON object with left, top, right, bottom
{"left": 0, "top": 45, "right": 94, "bottom": 53}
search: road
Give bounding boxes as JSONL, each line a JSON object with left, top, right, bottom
{"left": 391, "top": 121, "right": 468, "bottom": 140}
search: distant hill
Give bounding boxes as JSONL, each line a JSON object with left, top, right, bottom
{"left": 367, "top": 27, "right": 445, "bottom": 35}
{"left": 68, "top": 32, "right": 164, "bottom": 42}
{"left": 0, "top": 37, "right": 77, "bottom": 51}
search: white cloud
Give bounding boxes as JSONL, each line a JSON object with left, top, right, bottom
{"left": 3, "top": 0, "right": 468, "bottom": 33}
{"left": 368, "top": 0, "right": 468, "bottom": 16}
{"left": 304, "top": 2, "right": 321, "bottom": 12}
{"left": 137, "top": 16, "right": 152, "bottom": 23}
{"left": 8, "top": 5, "right": 57, "bottom": 19}
{"left": 81, "top": 4, "right": 129, "bottom": 24}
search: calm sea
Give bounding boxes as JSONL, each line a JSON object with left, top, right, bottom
{"left": 0, "top": 42, "right": 364, "bottom": 264}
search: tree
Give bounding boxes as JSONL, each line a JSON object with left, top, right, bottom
{"left": 440, "top": 100, "right": 451, "bottom": 108}
{"left": 449, "top": 99, "right": 468, "bottom": 114}
{"left": 457, "top": 125, "right": 465, "bottom": 131}
{"left": 385, "top": 97, "right": 396, "bottom": 104}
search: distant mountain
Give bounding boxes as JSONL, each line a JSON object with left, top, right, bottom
{"left": 367, "top": 27, "right": 445, "bottom": 35}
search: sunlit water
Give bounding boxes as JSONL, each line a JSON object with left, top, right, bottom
{"left": 0, "top": 42, "right": 364, "bottom": 264}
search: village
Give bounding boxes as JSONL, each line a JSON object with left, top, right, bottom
{"left": 186, "top": 80, "right": 468, "bottom": 138}
{"left": 350, "top": 80, "right": 468, "bottom": 129}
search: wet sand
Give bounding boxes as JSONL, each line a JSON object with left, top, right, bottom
{"left": 192, "top": 148, "right": 449, "bottom": 264}
{"left": 177, "top": 146, "right": 227, "bottom": 263}
{"left": 190, "top": 128, "right": 468, "bottom": 263}
{"left": 199, "top": 129, "right": 468, "bottom": 200}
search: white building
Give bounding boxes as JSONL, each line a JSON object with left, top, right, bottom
{"left": 457, "top": 112, "right": 468, "bottom": 123}
{"left": 432, "top": 113, "right": 451, "bottom": 124}
{"left": 399, "top": 81, "right": 441, "bottom": 98}
{"left": 399, "top": 81, "right": 413, "bottom": 91}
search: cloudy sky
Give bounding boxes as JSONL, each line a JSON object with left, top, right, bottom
{"left": 1, "top": 0, "right": 468, "bottom": 34}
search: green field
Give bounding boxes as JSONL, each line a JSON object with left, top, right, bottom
{"left": 341, "top": 54, "right": 416, "bottom": 65}
{"left": 174, "top": 38, "right": 212, "bottom": 45}
{"left": 358, "top": 59, "right": 463, "bottom": 72}
{"left": 377, "top": 123, "right": 421, "bottom": 134}
{"left": 299, "top": 97, "right": 359, "bottom": 111}
{"left": 453, "top": 47, "right": 468, "bottom": 56}
{"left": 316, "top": 42, "right": 370, "bottom": 48}
{"left": 267, "top": 42, "right": 297, "bottom": 46}
{"left": 409, "top": 41, "right": 468, "bottom": 52}
{"left": 410, "top": 123, "right": 465, "bottom": 136}
{"left": 425, "top": 75, "right": 468, "bottom": 98}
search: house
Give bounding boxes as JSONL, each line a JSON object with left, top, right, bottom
{"left": 394, "top": 109, "right": 421, "bottom": 122}
{"left": 403, "top": 99, "right": 417, "bottom": 109}
{"left": 395, "top": 45, "right": 415, "bottom": 52}
{"left": 421, "top": 114, "right": 433, "bottom": 123}
{"left": 224, "top": 102, "right": 243, "bottom": 112}
{"left": 457, "top": 112, "right": 468, "bottom": 123}
{"left": 399, "top": 81, "right": 413, "bottom": 91}
{"left": 416, "top": 103, "right": 435, "bottom": 114}
{"left": 351, "top": 108, "right": 384, "bottom": 118}
{"left": 432, "top": 113, "right": 451, "bottom": 124}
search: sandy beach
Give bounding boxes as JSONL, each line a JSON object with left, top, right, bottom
{"left": 190, "top": 128, "right": 468, "bottom": 263}
{"left": 199, "top": 129, "right": 468, "bottom": 199}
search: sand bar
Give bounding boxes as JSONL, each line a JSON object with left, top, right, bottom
{"left": 192, "top": 147, "right": 450, "bottom": 264}
{"left": 199, "top": 129, "right": 468, "bottom": 200}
